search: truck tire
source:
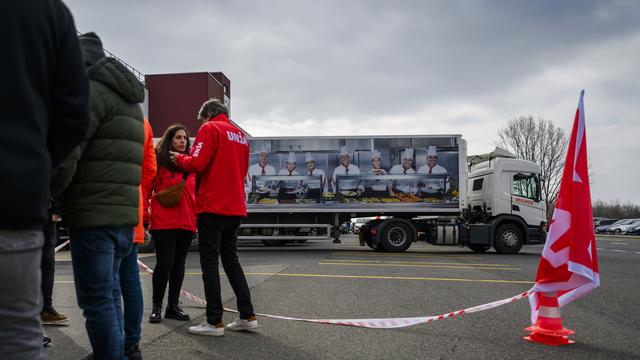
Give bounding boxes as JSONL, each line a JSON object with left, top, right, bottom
{"left": 494, "top": 223, "right": 524, "bottom": 254}
{"left": 379, "top": 221, "right": 414, "bottom": 252}
{"left": 468, "top": 244, "right": 490, "bottom": 253}
{"left": 364, "top": 236, "right": 384, "bottom": 251}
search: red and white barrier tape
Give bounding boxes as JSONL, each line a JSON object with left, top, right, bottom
{"left": 136, "top": 258, "right": 531, "bottom": 329}
{"left": 55, "top": 240, "right": 70, "bottom": 253}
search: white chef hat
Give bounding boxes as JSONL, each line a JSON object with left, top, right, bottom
{"left": 257, "top": 144, "right": 269, "bottom": 155}
{"left": 287, "top": 152, "right": 296, "bottom": 164}
{"left": 402, "top": 148, "right": 414, "bottom": 160}
{"left": 427, "top": 146, "right": 438, "bottom": 157}
{"left": 305, "top": 152, "right": 314, "bottom": 163}
{"left": 371, "top": 150, "right": 382, "bottom": 160}
{"left": 339, "top": 145, "right": 350, "bottom": 156}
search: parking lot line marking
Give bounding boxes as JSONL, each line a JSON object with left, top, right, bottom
{"left": 332, "top": 252, "right": 480, "bottom": 259}
{"left": 161, "top": 271, "right": 532, "bottom": 284}
{"left": 319, "top": 262, "right": 521, "bottom": 271}
{"left": 53, "top": 280, "right": 74, "bottom": 284}
{"left": 245, "top": 272, "right": 533, "bottom": 284}
{"left": 611, "top": 242, "right": 627, "bottom": 245}
{"left": 612, "top": 250, "right": 627, "bottom": 253}
{"left": 322, "top": 259, "right": 514, "bottom": 267}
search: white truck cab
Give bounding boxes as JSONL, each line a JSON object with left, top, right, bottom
{"left": 465, "top": 148, "right": 547, "bottom": 253}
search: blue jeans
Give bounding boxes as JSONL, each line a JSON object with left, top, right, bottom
{"left": 119, "top": 244, "right": 143, "bottom": 349}
{"left": 70, "top": 227, "right": 133, "bottom": 360}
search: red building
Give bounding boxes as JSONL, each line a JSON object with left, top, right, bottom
{"left": 145, "top": 72, "right": 231, "bottom": 137}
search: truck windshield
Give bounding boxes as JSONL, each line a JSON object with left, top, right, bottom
{"left": 512, "top": 173, "right": 539, "bottom": 201}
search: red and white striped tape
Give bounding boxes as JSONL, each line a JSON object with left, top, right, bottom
{"left": 55, "top": 240, "right": 70, "bottom": 253}
{"left": 136, "top": 258, "right": 531, "bottom": 329}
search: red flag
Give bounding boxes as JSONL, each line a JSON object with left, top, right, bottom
{"left": 528, "top": 90, "right": 600, "bottom": 323}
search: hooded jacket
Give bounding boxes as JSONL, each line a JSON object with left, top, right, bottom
{"left": 54, "top": 57, "right": 145, "bottom": 228}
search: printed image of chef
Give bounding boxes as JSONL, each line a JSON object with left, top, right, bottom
{"left": 247, "top": 145, "right": 276, "bottom": 196}
{"left": 363, "top": 150, "right": 390, "bottom": 197}
{"left": 417, "top": 145, "right": 449, "bottom": 195}
{"left": 332, "top": 145, "right": 361, "bottom": 194}
{"left": 303, "top": 152, "right": 327, "bottom": 201}
{"left": 278, "top": 151, "right": 301, "bottom": 200}
{"left": 389, "top": 148, "right": 416, "bottom": 195}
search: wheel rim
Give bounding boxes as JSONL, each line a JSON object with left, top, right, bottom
{"left": 387, "top": 227, "right": 407, "bottom": 247}
{"left": 501, "top": 230, "right": 519, "bottom": 248}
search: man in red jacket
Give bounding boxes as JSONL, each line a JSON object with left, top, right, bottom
{"left": 172, "top": 99, "right": 257, "bottom": 337}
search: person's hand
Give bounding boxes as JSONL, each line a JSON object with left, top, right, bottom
{"left": 169, "top": 151, "right": 179, "bottom": 164}
{"left": 51, "top": 214, "right": 61, "bottom": 222}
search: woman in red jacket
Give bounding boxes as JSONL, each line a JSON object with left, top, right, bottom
{"left": 148, "top": 124, "right": 197, "bottom": 323}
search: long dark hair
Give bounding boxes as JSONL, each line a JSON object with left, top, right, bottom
{"left": 156, "top": 124, "right": 191, "bottom": 173}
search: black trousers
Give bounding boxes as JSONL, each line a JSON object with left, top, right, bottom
{"left": 150, "top": 229, "right": 193, "bottom": 307}
{"left": 197, "top": 213, "right": 254, "bottom": 325}
{"left": 40, "top": 218, "right": 56, "bottom": 311}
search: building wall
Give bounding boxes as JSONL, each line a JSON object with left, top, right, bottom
{"left": 145, "top": 72, "right": 230, "bottom": 137}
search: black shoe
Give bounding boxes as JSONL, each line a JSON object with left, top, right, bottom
{"left": 43, "top": 335, "right": 52, "bottom": 347}
{"left": 165, "top": 303, "right": 190, "bottom": 321}
{"left": 125, "top": 343, "right": 142, "bottom": 360}
{"left": 149, "top": 304, "right": 162, "bottom": 323}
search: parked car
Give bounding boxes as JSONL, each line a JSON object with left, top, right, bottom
{"left": 607, "top": 219, "right": 639, "bottom": 234}
{"left": 596, "top": 219, "right": 623, "bottom": 234}
{"left": 618, "top": 219, "right": 640, "bottom": 235}
{"left": 351, "top": 218, "right": 369, "bottom": 234}
{"left": 594, "top": 219, "right": 618, "bottom": 233}
{"left": 629, "top": 225, "right": 640, "bottom": 236}
{"left": 596, "top": 219, "right": 629, "bottom": 234}
{"left": 593, "top": 218, "right": 615, "bottom": 227}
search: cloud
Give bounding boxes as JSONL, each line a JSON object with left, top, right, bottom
{"left": 64, "top": 0, "right": 640, "bottom": 202}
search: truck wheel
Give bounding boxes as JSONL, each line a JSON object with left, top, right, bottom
{"left": 379, "top": 221, "right": 414, "bottom": 252}
{"left": 468, "top": 244, "right": 490, "bottom": 253}
{"left": 494, "top": 224, "right": 524, "bottom": 254}
{"left": 364, "top": 236, "right": 384, "bottom": 251}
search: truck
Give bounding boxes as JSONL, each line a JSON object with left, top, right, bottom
{"left": 238, "top": 134, "right": 547, "bottom": 254}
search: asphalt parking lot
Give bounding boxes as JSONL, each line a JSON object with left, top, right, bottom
{"left": 45, "top": 235, "right": 640, "bottom": 359}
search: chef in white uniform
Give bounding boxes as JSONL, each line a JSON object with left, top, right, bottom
{"left": 332, "top": 145, "right": 361, "bottom": 194}
{"left": 278, "top": 152, "right": 301, "bottom": 200}
{"left": 363, "top": 150, "right": 390, "bottom": 197}
{"left": 389, "top": 148, "right": 417, "bottom": 195}
{"left": 247, "top": 145, "right": 276, "bottom": 196}
{"left": 303, "top": 152, "right": 327, "bottom": 201}
{"left": 417, "top": 146, "right": 448, "bottom": 195}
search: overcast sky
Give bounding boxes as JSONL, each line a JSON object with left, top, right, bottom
{"left": 64, "top": 0, "right": 640, "bottom": 203}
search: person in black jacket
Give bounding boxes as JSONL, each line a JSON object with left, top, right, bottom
{"left": 0, "top": 1, "right": 90, "bottom": 359}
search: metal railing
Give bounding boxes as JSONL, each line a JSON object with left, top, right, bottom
{"left": 76, "top": 30, "right": 146, "bottom": 85}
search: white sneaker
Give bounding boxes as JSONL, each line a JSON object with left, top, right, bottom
{"left": 188, "top": 322, "right": 224, "bottom": 336}
{"left": 226, "top": 316, "right": 259, "bottom": 332}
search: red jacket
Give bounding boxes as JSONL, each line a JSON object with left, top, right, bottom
{"left": 149, "top": 166, "right": 197, "bottom": 232}
{"left": 175, "top": 114, "right": 249, "bottom": 217}
{"left": 134, "top": 118, "right": 157, "bottom": 244}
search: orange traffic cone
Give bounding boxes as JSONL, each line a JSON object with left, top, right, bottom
{"left": 523, "top": 292, "right": 575, "bottom": 346}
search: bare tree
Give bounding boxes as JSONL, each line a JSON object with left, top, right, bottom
{"left": 496, "top": 116, "right": 568, "bottom": 220}
{"left": 592, "top": 199, "right": 640, "bottom": 219}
